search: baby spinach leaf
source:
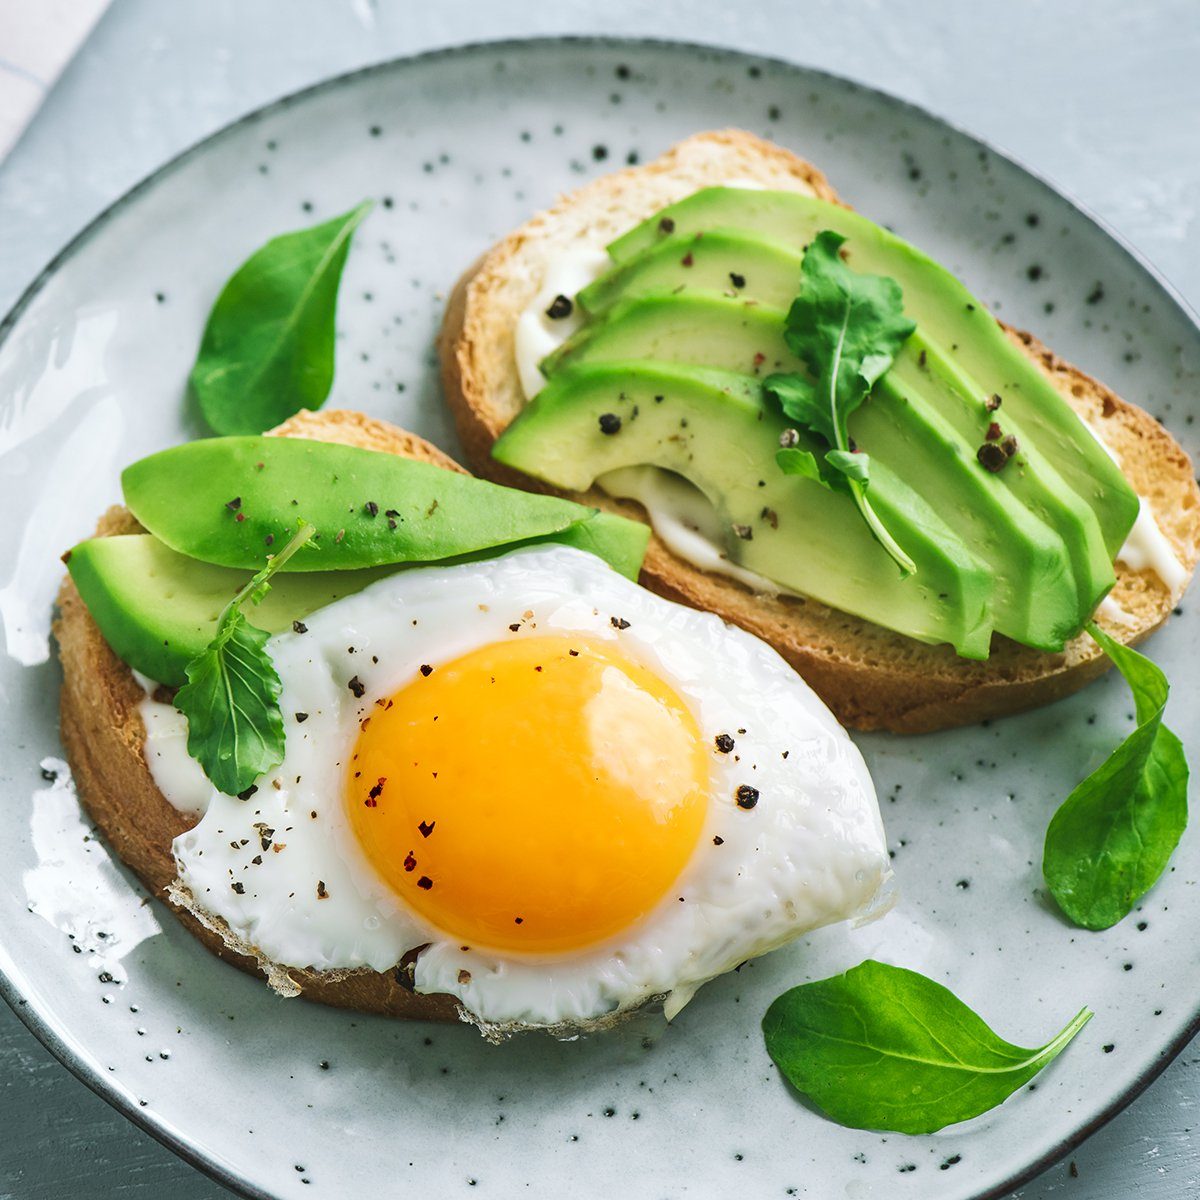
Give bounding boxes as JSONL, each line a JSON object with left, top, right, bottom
{"left": 1043, "top": 622, "right": 1189, "bottom": 930}
{"left": 189, "top": 202, "right": 372, "bottom": 435}
{"left": 764, "top": 230, "right": 917, "bottom": 574}
{"left": 175, "top": 522, "right": 315, "bottom": 796}
{"left": 763, "top": 960, "right": 1092, "bottom": 1134}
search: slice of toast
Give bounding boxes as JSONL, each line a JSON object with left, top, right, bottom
{"left": 439, "top": 129, "right": 1200, "bottom": 732}
{"left": 55, "top": 410, "right": 462, "bottom": 1021}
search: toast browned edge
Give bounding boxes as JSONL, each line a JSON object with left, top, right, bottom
{"left": 438, "top": 129, "right": 1200, "bottom": 733}
{"left": 54, "top": 411, "right": 465, "bottom": 1022}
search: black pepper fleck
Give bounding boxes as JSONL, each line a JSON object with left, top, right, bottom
{"left": 977, "top": 442, "right": 1009, "bottom": 473}
{"left": 735, "top": 785, "right": 760, "bottom": 809}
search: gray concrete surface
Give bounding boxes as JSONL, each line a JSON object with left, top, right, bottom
{"left": 1, "top": 1, "right": 1197, "bottom": 1196}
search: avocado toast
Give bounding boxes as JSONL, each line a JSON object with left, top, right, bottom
{"left": 439, "top": 130, "right": 1200, "bottom": 732}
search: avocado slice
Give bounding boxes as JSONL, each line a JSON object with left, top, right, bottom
{"left": 66, "top": 534, "right": 395, "bottom": 686}
{"left": 67, "top": 515, "right": 650, "bottom": 687}
{"left": 543, "top": 293, "right": 803, "bottom": 380}
{"left": 606, "top": 189, "right": 1137, "bottom": 558}
{"left": 495, "top": 362, "right": 994, "bottom": 658}
{"left": 121, "top": 436, "right": 612, "bottom": 573}
{"left": 578, "top": 228, "right": 805, "bottom": 317}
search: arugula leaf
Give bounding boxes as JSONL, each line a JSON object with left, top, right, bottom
{"left": 765, "top": 230, "right": 917, "bottom": 574}
{"left": 1043, "top": 623, "right": 1189, "bottom": 930}
{"left": 775, "top": 446, "right": 828, "bottom": 486}
{"left": 175, "top": 522, "right": 315, "bottom": 796}
{"left": 190, "top": 202, "right": 372, "bottom": 435}
{"left": 763, "top": 960, "right": 1092, "bottom": 1134}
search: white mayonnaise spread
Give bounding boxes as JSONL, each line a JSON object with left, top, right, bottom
{"left": 133, "top": 672, "right": 214, "bottom": 818}
{"left": 598, "top": 467, "right": 781, "bottom": 595}
{"left": 1096, "top": 594, "right": 1136, "bottom": 626}
{"left": 514, "top": 245, "right": 611, "bottom": 401}
{"left": 1085, "top": 422, "right": 1188, "bottom": 596}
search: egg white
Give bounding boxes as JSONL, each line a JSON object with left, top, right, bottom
{"left": 144, "top": 545, "right": 889, "bottom": 1029}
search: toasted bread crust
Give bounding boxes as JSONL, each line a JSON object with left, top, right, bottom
{"left": 54, "top": 411, "right": 466, "bottom": 1021}
{"left": 438, "top": 129, "right": 1200, "bottom": 732}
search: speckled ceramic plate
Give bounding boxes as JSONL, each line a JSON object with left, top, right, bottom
{"left": 1, "top": 37, "right": 1198, "bottom": 1200}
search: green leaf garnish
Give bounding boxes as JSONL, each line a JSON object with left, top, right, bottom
{"left": 765, "top": 230, "right": 917, "bottom": 575}
{"left": 174, "top": 522, "right": 316, "bottom": 796}
{"left": 189, "top": 201, "right": 373, "bottom": 435}
{"left": 1043, "top": 622, "right": 1189, "bottom": 930}
{"left": 763, "top": 960, "right": 1092, "bottom": 1134}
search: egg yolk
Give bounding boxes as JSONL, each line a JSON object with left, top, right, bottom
{"left": 346, "top": 635, "right": 709, "bottom": 955}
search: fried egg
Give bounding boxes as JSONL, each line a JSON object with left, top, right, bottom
{"left": 142, "top": 545, "right": 888, "bottom": 1031}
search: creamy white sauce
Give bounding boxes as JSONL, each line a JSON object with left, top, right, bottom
{"left": 1085, "top": 422, "right": 1188, "bottom": 595}
{"left": 1118, "top": 503, "right": 1188, "bottom": 594}
{"left": 598, "top": 466, "right": 781, "bottom": 595}
{"left": 1097, "top": 594, "right": 1136, "bottom": 625}
{"left": 514, "top": 245, "right": 611, "bottom": 401}
{"left": 139, "top": 696, "right": 215, "bottom": 818}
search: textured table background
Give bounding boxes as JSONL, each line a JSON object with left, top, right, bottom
{"left": 1, "top": 1, "right": 1197, "bottom": 1196}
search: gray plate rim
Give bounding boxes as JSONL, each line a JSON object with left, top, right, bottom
{"left": 1, "top": 34, "right": 1197, "bottom": 1200}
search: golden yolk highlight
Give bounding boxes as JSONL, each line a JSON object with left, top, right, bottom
{"left": 346, "top": 636, "right": 709, "bottom": 955}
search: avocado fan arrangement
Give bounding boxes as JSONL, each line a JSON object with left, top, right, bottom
{"left": 63, "top": 184, "right": 1188, "bottom": 1136}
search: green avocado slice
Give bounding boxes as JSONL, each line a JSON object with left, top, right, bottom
{"left": 67, "top": 511, "right": 650, "bottom": 688}
{"left": 121, "top": 436, "right": 615, "bottom": 572}
{"left": 578, "top": 227, "right": 806, "bottom": 317}
{"left": 605, "top": 188, "right": 1138, "bottom": 559}
{"left": 66, "top": 535, "right": 393, "bottom": 686}
{"left": 542, "top": 293, "right": 803, "bottom": 379}
{"left": 496, "top": 362, "right": 994, "bottom": 658}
